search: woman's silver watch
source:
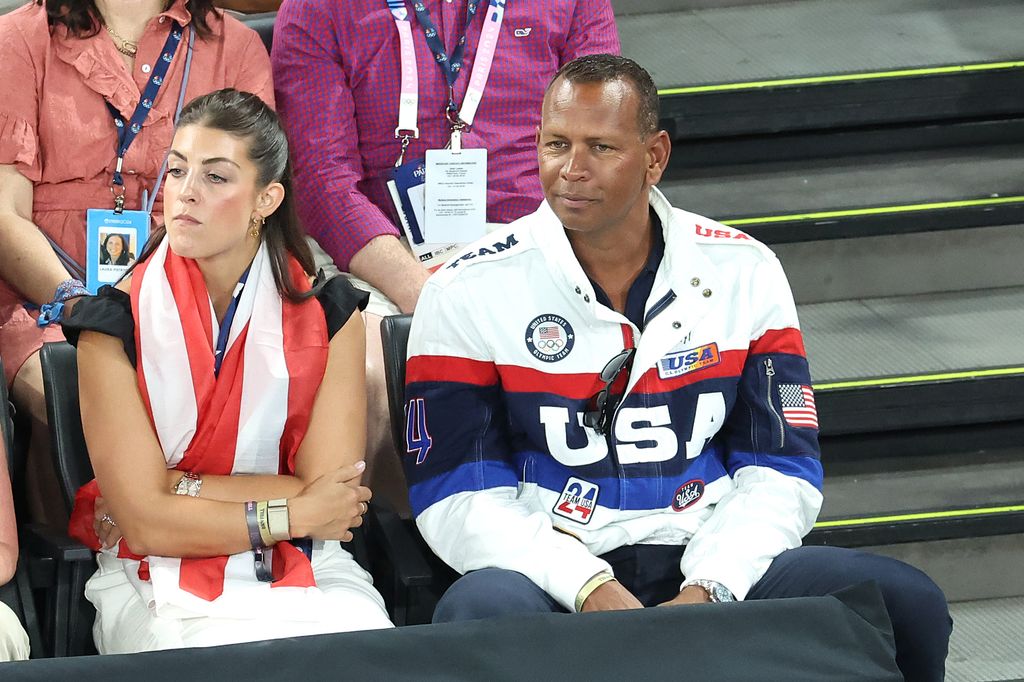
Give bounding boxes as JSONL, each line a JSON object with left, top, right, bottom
{"left": 684, "top": 579, "right": 735, "bottom": 603}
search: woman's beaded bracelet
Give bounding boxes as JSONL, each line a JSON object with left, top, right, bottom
{"left": 36, "top": 278, "right": 89, "bottom": 327}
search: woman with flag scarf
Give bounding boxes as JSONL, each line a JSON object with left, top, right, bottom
{"left": 61, "top": 88, "right": 394, "bottom": 653}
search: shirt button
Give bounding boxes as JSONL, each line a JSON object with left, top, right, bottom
{"left": 702, "top": 289, "right": 712, "bottom": 298}
{"left": 583, "top": 294, "right": 591, "bottom": 303}
{"left": 141, "top": 64, "right": 151, "bottom": 73}
{"left": 690, "top": 277, "right": 700, "bottom": 287}
{"left": 672, "top": 322, "right": 682, "bottom": 329}
{"left": 575, "top": 286, "right": 581, "bottom": 294}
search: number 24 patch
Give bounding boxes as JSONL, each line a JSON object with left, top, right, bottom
{"left": 553, "top": 477, "right": 599, "bottom": 525}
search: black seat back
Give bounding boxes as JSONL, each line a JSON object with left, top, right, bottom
{"left": 380, "top": 315, "right": 413, "bottom": 459}
{"left": 1, "top": 359, "right": 13, "bottom": 480}
{"left": 39, "top": 342, "right": 92, "bottom": 520}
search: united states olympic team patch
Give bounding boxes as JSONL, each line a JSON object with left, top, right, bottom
{"left": 525, "top": 314, "right": 575, "bottom": 362}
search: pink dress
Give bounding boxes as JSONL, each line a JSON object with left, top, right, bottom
{"left": 0, "top": 1, "right": 274, "bottom": 385}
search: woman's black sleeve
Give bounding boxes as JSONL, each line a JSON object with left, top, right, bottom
{"left": 61, "top": 286, "right": 137, "bottom": 367}
{"left": 315, "top": 276, "right": 370, "bottom": 339}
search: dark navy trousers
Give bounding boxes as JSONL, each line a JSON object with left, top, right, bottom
{"left": 433, "top": 545, "right": 952, "bottom": 682}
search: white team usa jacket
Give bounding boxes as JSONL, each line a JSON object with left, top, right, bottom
{"left": 404, "top": 187, "right": 824, "bottom": 611}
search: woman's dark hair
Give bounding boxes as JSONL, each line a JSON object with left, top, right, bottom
{"left": 38, "top": 1, "right": 215, "bottom": 39}
{"left": 101, "top": 233, "right": 131, "bottom": 266}
{"left": 137, "top": 88, "right": 317, "bottom": 302}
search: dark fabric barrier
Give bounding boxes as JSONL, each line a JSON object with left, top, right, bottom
{"left": 4, "top": 583, "right": 899, "bottom": 681}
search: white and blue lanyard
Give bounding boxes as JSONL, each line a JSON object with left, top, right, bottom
{"left": 386, "top": 0, "right": 507, "bottom": 161}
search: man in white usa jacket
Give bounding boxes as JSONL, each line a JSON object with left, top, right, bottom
{"left": 404, "top": 55, "right": 951, "bottom": 681}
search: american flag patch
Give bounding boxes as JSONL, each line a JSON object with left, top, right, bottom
{"left": 778, "top": 384, "right": 818, "bottom": 429}
{"left": 538, "top": 326, "right": 561, "bottom": 340}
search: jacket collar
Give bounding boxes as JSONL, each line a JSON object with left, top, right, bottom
{"left": 531, "top": 187, "right": 723, "bottom": 388}
{"left": 532, "top": 186, "right": 721, "bottom": 320}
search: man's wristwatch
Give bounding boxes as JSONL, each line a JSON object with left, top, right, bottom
{"left": 683, "top": 579, "right": 735, "bottom": 603}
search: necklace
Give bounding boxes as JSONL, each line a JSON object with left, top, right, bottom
{"left": 105, "top": 24, "right": 138, "bottom": 58}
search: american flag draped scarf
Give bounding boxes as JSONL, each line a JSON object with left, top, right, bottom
{"left": 69, "top": 238, "right": 334, "bottom": 619}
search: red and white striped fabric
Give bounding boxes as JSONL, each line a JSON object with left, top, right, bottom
{"left": 71, "top": 238, "right": 340, "bottom": 620}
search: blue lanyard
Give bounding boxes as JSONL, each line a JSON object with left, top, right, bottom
{"left": 213, "top": 265, "right": 252, "bottom": 377}
{"left": 409, "top": 0, "right": 482, "bottom": 121}
{"left": 105, "top": 21, "right": 185, "bottom": 211}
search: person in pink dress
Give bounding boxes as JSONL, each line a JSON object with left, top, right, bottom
{"left": 0, "top": 0, "right": 273, "bottom": 526}
{"left": 0, "top": 427, "right": 29, "bottom": 660}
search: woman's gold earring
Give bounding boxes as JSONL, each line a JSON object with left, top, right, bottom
{"left": 250, "top": 215, "right": 263, "bottom": 239}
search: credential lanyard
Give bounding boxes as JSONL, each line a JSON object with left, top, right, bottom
{"left": 48, "top": 23, "right": 193, "bottom": 280}
{"left": 104, "top": 21, "right": 186, "bottom": 213}
{"left": 213, "top": 264, "right": 252, "bottom": 377}
{"left": 387, "top": 0, "right": 506, "bottom": 161}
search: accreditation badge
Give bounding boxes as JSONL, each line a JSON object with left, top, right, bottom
{"left": 86, "top": 209, "right": 149, "bottom": 293}
{"left": 387, "top": 148, "right": 491, "bottom": 271}
{"left": 424, "top": 147, "right": 488, "bottom": 244}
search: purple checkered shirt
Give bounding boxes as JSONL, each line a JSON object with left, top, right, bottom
{"left": 272, "top": 0, "right": 619, "bottom": 271}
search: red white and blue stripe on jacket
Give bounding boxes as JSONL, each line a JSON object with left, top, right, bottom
{"left": 404, "top": 189, "right": 824, "bottom": 610}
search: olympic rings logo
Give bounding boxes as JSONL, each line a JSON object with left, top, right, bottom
{"left": 536, "top": 338, "right": 565, "bottom": 351}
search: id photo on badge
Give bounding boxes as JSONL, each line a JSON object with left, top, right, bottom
{"left": 97, "top": 230, "right": 137, "bottom": 282}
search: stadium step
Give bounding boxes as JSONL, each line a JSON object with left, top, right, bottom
{"left": 809, "top": 439, "right": 1024, "bottom": 547}
{"left": 660, "top": 142, "right": 1024, "bottom": 244}
{"left": 800, "top": 286, "right": 1024, "bottom": 435}
{"left": 618, "top": 0, "right": 1024, "bottom": 143}
{"left": 946, "top": 596, "right": 1024, "bottom": 680}
{"left": 810, "top": 422, "right": 1024, "bottom": 608}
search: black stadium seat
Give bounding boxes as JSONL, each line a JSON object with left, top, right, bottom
{"left": 381, "top": 314, "right": 413, "bottom": 460}
{"left": 37, "top": 342, "right": 99, "bottom": 656}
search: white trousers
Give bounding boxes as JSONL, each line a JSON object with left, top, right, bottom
{"left": 86, "top": 547, "right": 393, "bottom": 654}
{"left": 0, "top": 600, "right": 30, "bottom": 661}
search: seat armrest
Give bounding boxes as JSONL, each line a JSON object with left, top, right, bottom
{"left": 367, "top": 501, "right": 433, "bottom": 588}
{"left": 21, "top": 524, "right": 94, "bottom": 563}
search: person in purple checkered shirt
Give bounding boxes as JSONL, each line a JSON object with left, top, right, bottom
{"left": 271, "top": 0, "right": 619, "bottom": 507}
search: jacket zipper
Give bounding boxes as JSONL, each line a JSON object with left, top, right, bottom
{"left": 764, "top": 358, "right": 785, "bottom": 449}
